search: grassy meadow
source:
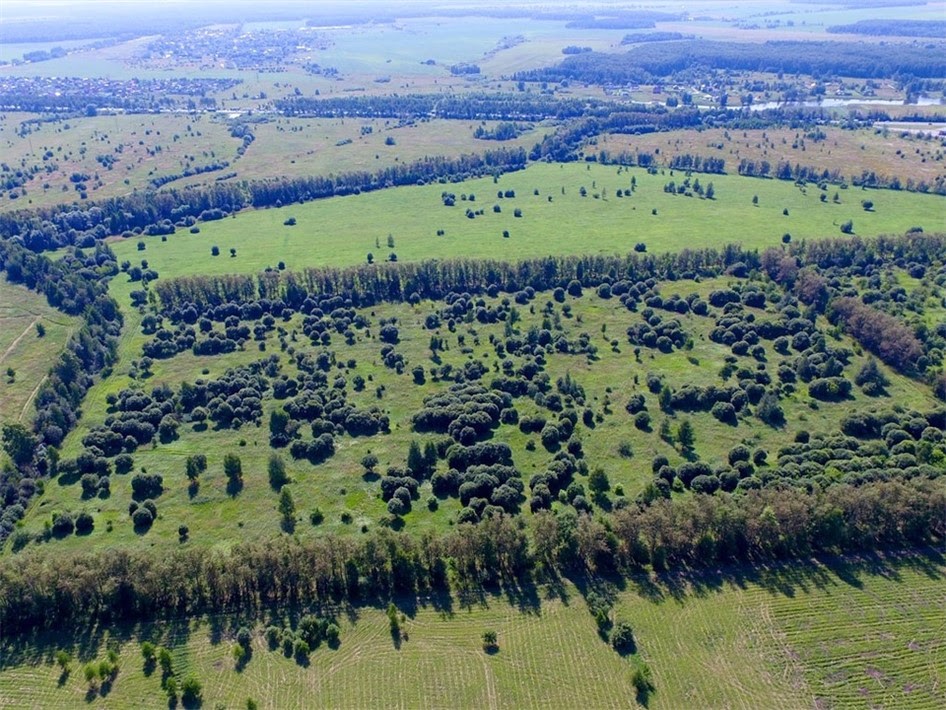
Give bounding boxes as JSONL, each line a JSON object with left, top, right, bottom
{"left": 111, "top": 162, "right": 946, "bottom": 278}
{"left": 0, "top": 111, "right": 546, "bottom": 213}
{"left": 595, "top": 125, "right": 946, "bottom": 192}
{"left": 0, "top": 277, "right": 80, "bottom": 429}
{"left": 1, "top": 552, "right": 943, "bottom": 709}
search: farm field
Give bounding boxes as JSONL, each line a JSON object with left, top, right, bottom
{"left": 110, "top": 162, "right": 946, "bottom": 279}
{"left": 0, "top": 277, "right": 80, "bottom": 430}
{"left": 0, "top": 551, "right": 942, "bottom": 709}
{"left": 594, "top": 125, "right": 946, "bottom": 192}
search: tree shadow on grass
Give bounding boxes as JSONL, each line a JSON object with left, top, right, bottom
{"left": 226, "top": 477, "right": 244, "bottom": 497}
{"left": 621, "top": 547, "right": 945, "bottom": 607}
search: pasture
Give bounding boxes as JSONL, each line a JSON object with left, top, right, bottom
{"left": 0, "top": 112, "right": 545, "bottom": 213}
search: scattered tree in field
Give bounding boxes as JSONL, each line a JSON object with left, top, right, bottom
{"left": 140, "top": 641, "right": 156, "bottom": 667}
{"left": 611, "top": 621, "right": 636, "bottom": 654}
{"left": 588, "top": 467, "right": 610, "bottom": 498}
{"left": 224, "top": 454, "right": 242, "bottom": 481}
{"left": 279, "top": 488, "right": 296, "bottom": 532}
{"left": 855, "top": 358, "right": 889, "bottom": 396}
{"left": 185, "top": 454, "right": 206, "bottom": 480}
{"left": 631, "top": 660, "right": 656, "bottom": 704}
{"left": 757, "top": 391, "right": 784, "bottom": 426}
{"left": 387, "top": 603, "right": 401, "bottom": 643}
{"left": 55, "top": 650, "right": 72, "bottom": 676}
{"left": 181, "top": 675, "right": 202, "bottom": 706}
{"left": 677, "top": 419, "right": 694, "bottom": 451}
{"left": 224, "top": 453, "right": 243, "bottom": 495}
{"left": 361, "top": 454, "right": 379, "bottom": 474}
{"left": 268, "top": 454, "right": 289, "bottom": 490}
{"left": 482, "top": 629, "right": 498, "bottom": 653}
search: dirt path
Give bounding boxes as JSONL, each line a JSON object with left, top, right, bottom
{"left": 19, "top": 375, "right": 46, "bottom": 423}
{"left": 0, "top": 317, "right": 39, "bottom": 365}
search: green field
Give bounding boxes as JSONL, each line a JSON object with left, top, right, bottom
{"left": 0, "top": 277, "right": 80, "bottom": 430}
{"left": 111, "top": 162, "right": 946, "bottom": 278}
{"left": 1, "top": 552, "right": 942, "bottom": 709}
{"left": 596, "top": 125, "right": 946, "bottom": 194}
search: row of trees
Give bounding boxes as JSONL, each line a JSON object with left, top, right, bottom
{"left": 275, "top": 93, "right": 613, "bottom": 122}
{"left": 1, "top": 479, "right": 943, "bottom": 635}
{"left": 155, "top": 246, "right": 758, "bottom": 316}
{"left": 0, "top": 148, "right": 528, "bottom": 253}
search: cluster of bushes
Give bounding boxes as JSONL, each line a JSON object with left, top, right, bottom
{"left": 527, "top": 450, "right": 583, "bottom": 511}
{"left": 643, "top": 407, "right": 944, "bottom": 499}
{"left": 626, "top": 309, "right": 689, "bottom": 352}
{"left": 412, "top": 384, "right": 511, "bottom": 444}
{"left": 264, "top": 615, "right": 340, "bottom": 664}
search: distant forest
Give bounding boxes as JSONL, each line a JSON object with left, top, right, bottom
{"left": 517, "top": 40, "right": 946, "bottom": 84}
{"left": 827, "top": 20, "right": 946, "bottom": 39}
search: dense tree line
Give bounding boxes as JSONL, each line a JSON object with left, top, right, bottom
{"left": 276, "top": 93, "right": 615, "bottom": 122}
{"left": 0, "top": 148, "right": 527, "bottom": 252}
{"left": 827, "top": 20, "right": 946, "bottom": 38}
{"left": 516, "top": 40, "right": 946, "bottom": 85}
{"left": 154, "top": 247, "right": 758, "bottom": 316}
{"left": 1, "top": 479, "right": 943, "bottom": 636}
{"left": 517, "top": 40, "right": 946, "bottom": 85}
{"left": 565, "top": 11, "right": 679, "bottom": 29}
{"left": 621, "top": 32, "right": 690, "bottom": 45}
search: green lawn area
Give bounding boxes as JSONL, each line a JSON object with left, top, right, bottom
{"left": 112, "top": 162, "right": 946, "bottom": 278}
